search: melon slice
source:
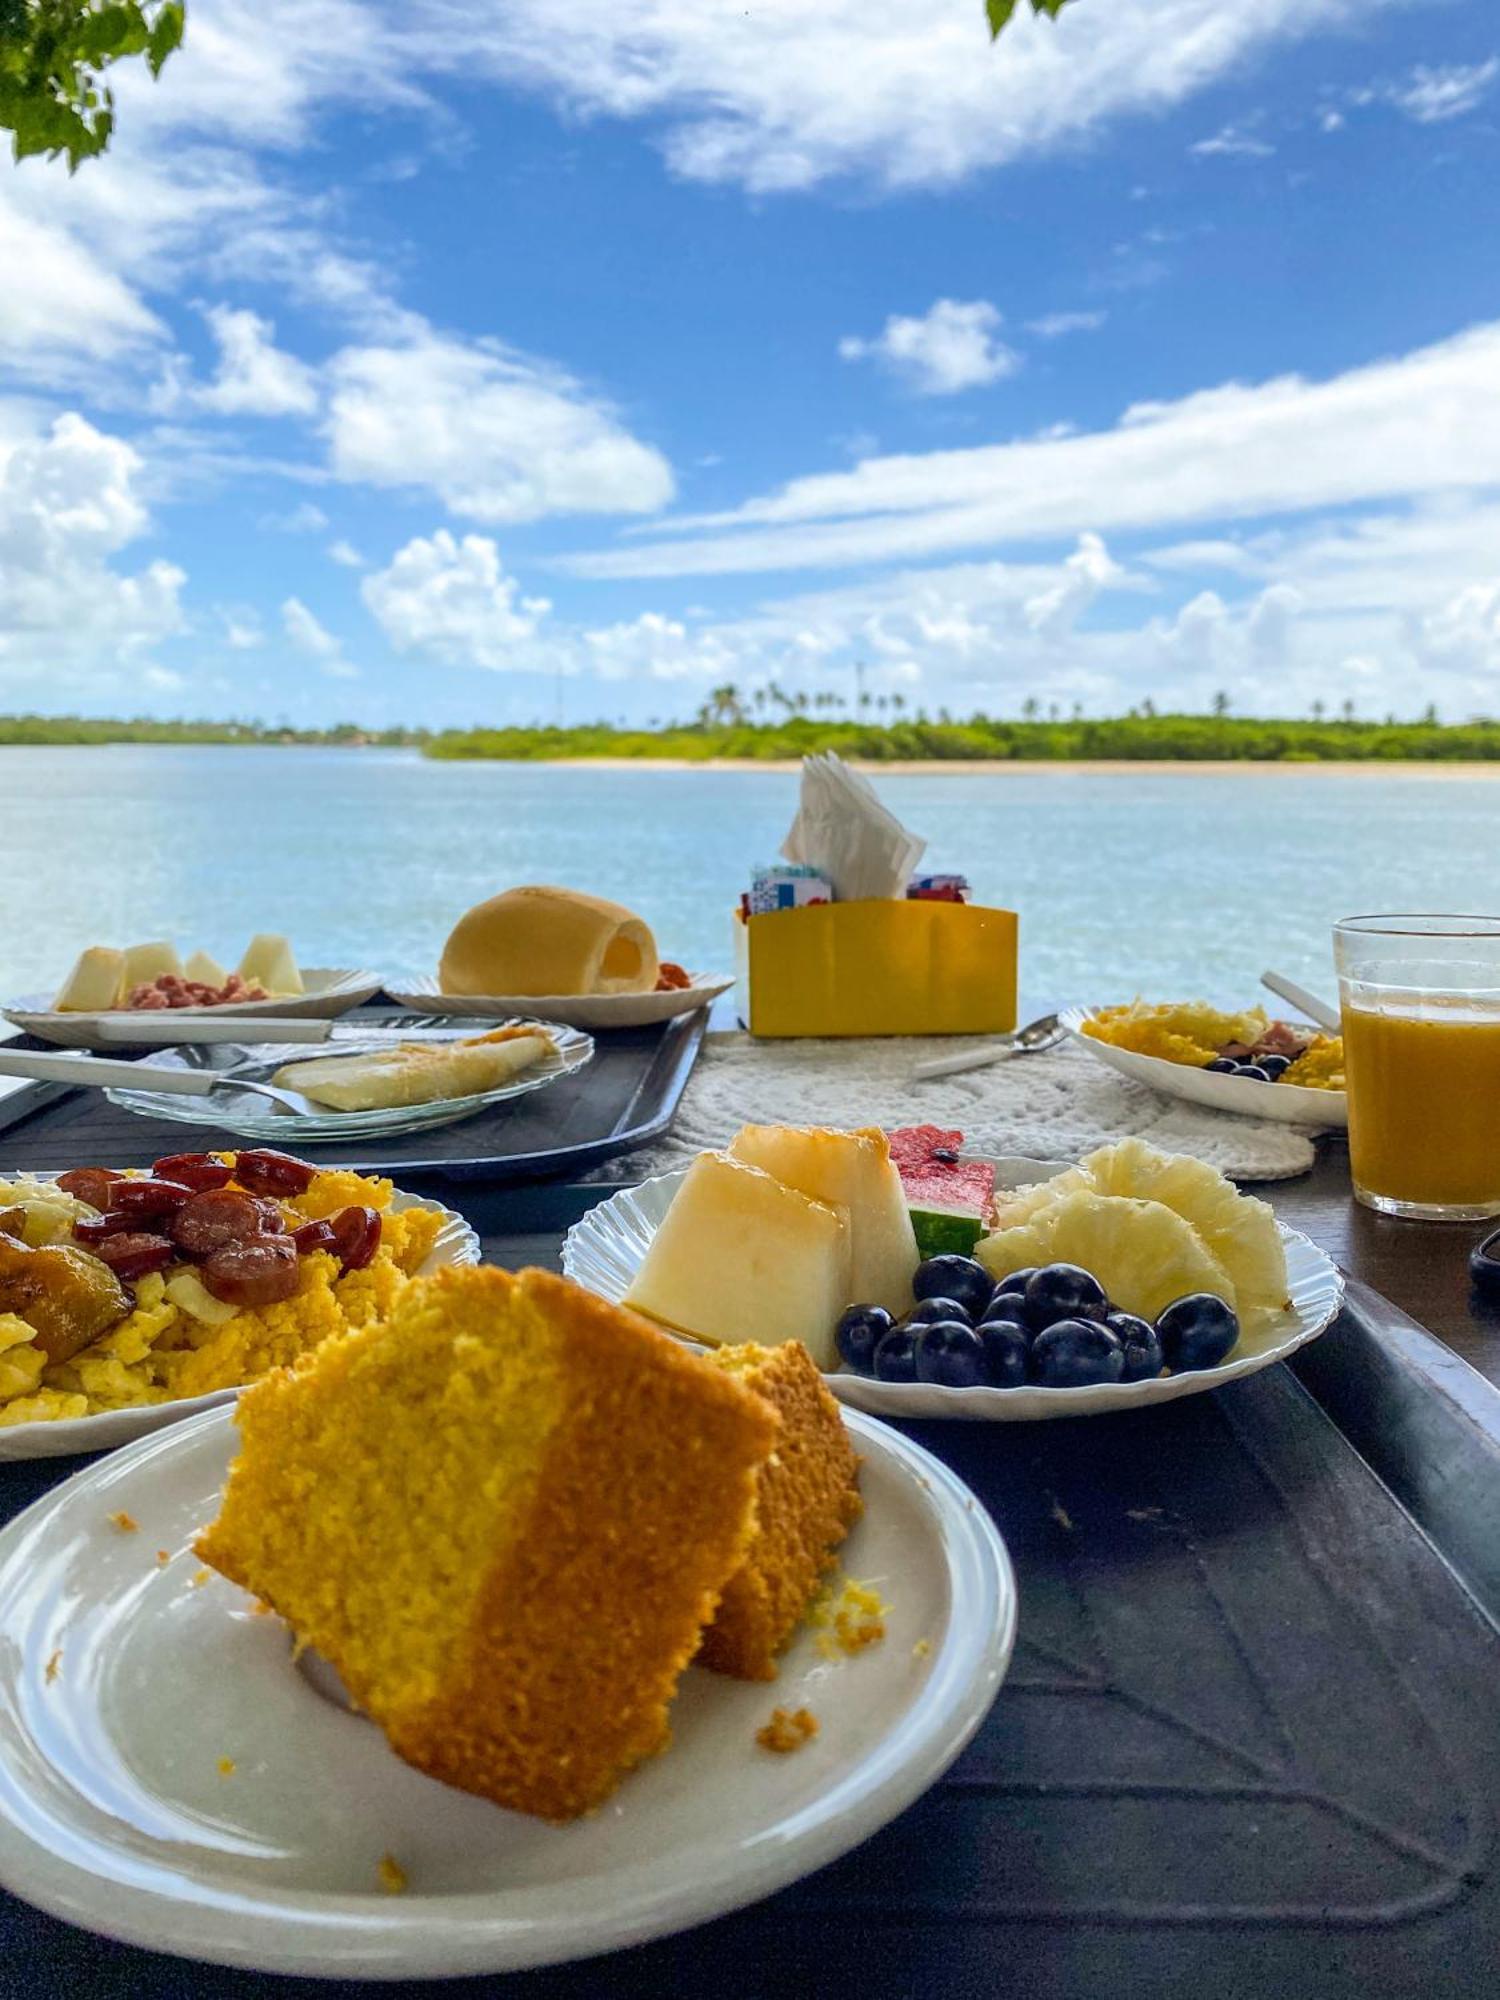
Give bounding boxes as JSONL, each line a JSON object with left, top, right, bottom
{"left": 624, "top": 1153, "right": 851, "bottom": 1368}
{"left": 888, "top": 1125, "right": 996, "bottom": 1260}
{"left": 53, "top": 946, "right": 126, "bottom": 1012}
{"left": 728, "top": 1124, "right": 918, "bottom": 1316}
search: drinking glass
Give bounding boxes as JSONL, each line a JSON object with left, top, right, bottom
{"left": 1334, "top": 914, "right": 1500, "bottom": 1221}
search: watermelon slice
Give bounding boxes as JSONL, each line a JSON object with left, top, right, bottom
{"left": 888, "top": 1126, "right": 997, "bottom": 1260}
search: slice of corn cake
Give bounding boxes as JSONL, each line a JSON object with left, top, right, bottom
{"left": 697, "top": 1341, "right": 863, "bottom": 1681}
{"left": 196, "top": 1264, "right": 778, "bottom": 1822}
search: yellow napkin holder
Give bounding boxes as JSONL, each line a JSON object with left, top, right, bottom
{"left": 734, "top": 900, "right": 1018, "bottom": 1038}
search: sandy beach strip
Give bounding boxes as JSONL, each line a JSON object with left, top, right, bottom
{"left": 536, "top": 757, "right": 1500, "bottom": 779}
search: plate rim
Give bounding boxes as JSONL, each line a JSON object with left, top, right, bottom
{"left": 1060, "top": 1004, "right": 1346, "bottom": 1127}
{"left": 0, "top": 1404, "right": 1015, "bottom": 1978}
{"left": 560, "top": 1157, "right": 1346, "bottom": 1422}
{"left": 0, "top": 1181, "right": 479, "bottom": 1460}
{"left": 388, "top": 970, "right": 732, "bottom": 1008}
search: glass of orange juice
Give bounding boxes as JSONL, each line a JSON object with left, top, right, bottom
{"left": 1335, "top": 914, "right": 1500, "bottom": 1220}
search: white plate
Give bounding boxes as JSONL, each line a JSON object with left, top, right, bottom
{"left": 0, "top": 1187, "right": 479, "bottom": 1461}
{"left": 1062, "top": 1006, "right": 1347, "bottom": 1130}
{"left": 385, "top": 973, "right": 733, "bottom": 1031}
{"left": 561, "top": 1156, "right": 1346, "bottom": 1422}
{"left": 103, "top": 1022, "right": 594, "bottom": 1144}
{"left": 0, "top": 1404, "right": 1014, "bottom": 1979}
{"left": 5, "top": 970, "right": 386, "bottom": 1052}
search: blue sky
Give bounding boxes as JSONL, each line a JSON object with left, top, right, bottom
{"left": 1, "top": 0, "right": 1498, "bottom": 728}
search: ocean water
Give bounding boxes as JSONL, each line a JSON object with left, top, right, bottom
{"left": 2, "top": 746, "right": 1496, "bottom": 1012}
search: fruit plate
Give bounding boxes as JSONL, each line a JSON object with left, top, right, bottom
{"left": 0, "top": 1188, "right": 478, "bottom": 1462}
{"left": 102, "top": 1023, "right": 594, "bottom": 1144}
{"left": 383, "top": 973, "right": 734, "bottom": 1032}
{"left": 4, "top": 971, "right": 387, "bottom": 1052}
{"left": 1062, "top": 1006, "right": 1347, "bottom": 1130}
{"left": 0, "top": 1404, "right": 1013, "bottom": 1980}
{"left": 561, "top": 1157, "right": 1346, "bottom": 1422}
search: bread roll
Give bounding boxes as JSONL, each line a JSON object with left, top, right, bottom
{"left": 438, "top": 886, "right": 660, "bottom": 998}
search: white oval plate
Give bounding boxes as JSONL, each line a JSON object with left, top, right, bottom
{"left": 385, "top": 973, "right": 733, "bottom": 1031}
{"left": 0, "top": 1186, "right": 478, "bottom": 1462}
{"left": 5, "top": 970, "right": 387, "bottom": 1052}
{"left": 562, "top": 1156, "right": 1345, "bottom": 1422}
{"left": 1062, "top": 1006, "right": 1347, "bottom": 1130}
{"left": 0, "top": 1403, "right": 1013, "bottom": 1980}
{"left": 103, "top": 1022, "right": 594, "bottom": 1144}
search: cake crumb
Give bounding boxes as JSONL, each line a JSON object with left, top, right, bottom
{"left": 156, "top": 1549, "right": 171, "bottom": 1566}
{"left": 1050, "top": 1497, "right": 1075, "bottom": 1533}
{"left": 44, "top": 1649, "right": 62, "bottom": 1685}
{"left": 251, "top": 1598, "right": 274, "bottom": 1617}
{"left": 217, "top": 1757, "right": 237, "bottom": 1778}
{"left": 377, "top": 1853, "right": 408, "bottom": 1895}
{"left": 191, "top": 1567, "right": 212, "bottom": 1588}
{"left": 109, "top": 1511, "right": 139, "bottom": 1533}
{"left": 756, "top": 1706, "right": 819, "bottom": 1754}
{"left": 912, "top": 1638, "right": 932, "bottom": 1659}
{"left": 810, "top": 1574, "right": 888, "bottom": 1658}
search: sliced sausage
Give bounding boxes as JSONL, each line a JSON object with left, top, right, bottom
{"left": 231, "top": 1149, "right": 316, "bottom": 1198}
{"left": 201, "top": 1235, "right": 300, "bottom": 1307}
{"left": 170, "top": 1189, "right": 284, "bottom": 1257}
{"left": 109, "top": 1178, "right": 194, "bottom": 1222}
{"left": 55, "top": 1168, "right": 125, "bottom": 1211}
{"left": 328, "top": 1206, "right": 382, "bottom": 1274}
{"left": 89, "top": 1232, "right": 176, "bottom": 1280}
{"left": 151, "top": 1152, "right": 234, "bottom": 1192}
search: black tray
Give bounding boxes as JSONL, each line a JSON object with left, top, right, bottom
{"left": 3, "top": 1192, "right": 1499, "bottom": 2000}
{"left": 0, "top": 1011, "right": 706, "bottom": 1185}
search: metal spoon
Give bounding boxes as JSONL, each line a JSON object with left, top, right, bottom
{"left": 0, "top": 1047, "right": 325, "bottom": 1116}
{"left": 910, "top": 1013, "right": 1064, "bottom": 1082}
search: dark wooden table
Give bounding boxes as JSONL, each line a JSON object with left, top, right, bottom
{"left": 1249, "top": 1135, "right": 1500, "bottom": 1389}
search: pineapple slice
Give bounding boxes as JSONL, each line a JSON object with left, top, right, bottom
{"left": 992, "top": 1140, "right": 1287, "bottom": 1332}
{"left": 979, "top": 1191, "right": 1235, "bottom": 1328}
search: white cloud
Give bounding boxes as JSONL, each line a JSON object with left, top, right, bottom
{"left": 326, "top": 334, "right": 674, "bottom": 523}
{"left": 192, "top": 306, "right": 320, "bottom": 416}
{"left": 223, "top": 610, "right": 265, "bottom": 648}
{"left": 0, "top": 198, "right": 164, "bottom": 381}
{"left": 362, "top": 530, "right": 552, "bottom": 669}
{"left": 262, "top": 501, "right": 330, "bottom": 533}
{"left": 1388, "top": 58, "right": 1499, "bottom": 124}
{"left": 839, "top": 299, "right": 1019, "bottom": 396}
{"left": 328, "top": 538, "right": 365, "bottom": 567}
{"left": 282, "top": 595, "right": 358, "bottom": 676}
{"left": 1190, "top": 122, "right": 1275, "bottom": 158}
{"left": 1026, "top": 310, "right": 1108, "bottom": 339}
{"left": 423, "top": 0, "right": 1396, "bottom": 192}
{"left": 569, "top": 322, "right": 1500, "bottom": 580}
{"left": 0, "top": 413, "right": 185, "bottom": 690}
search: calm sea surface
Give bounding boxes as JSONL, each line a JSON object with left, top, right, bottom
{"left": 2, "top": 747, "right": 1496, "bottom": 1010}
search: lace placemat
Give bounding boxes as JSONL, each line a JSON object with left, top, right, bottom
{"left": 599, "top": 1032, "right": 1326, "bottom": 1183}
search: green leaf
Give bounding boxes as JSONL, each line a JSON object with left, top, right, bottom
{"left": 147, "top": 0, "right": 181, "bottom": 75}
{"left": 1, "top": 0, "right": 185, "bottom": 166}
{"left": 989, "top": 0, "right": 1076, "bottom": 37}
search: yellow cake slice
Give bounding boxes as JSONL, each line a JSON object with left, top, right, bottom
{"left": 697, "top": 1342, "right": 862, "bottom": 1681}
{"left": 624, "top": 1152, "right": 851, "bottom": 1367}
{"left": 728, "top": 1124, "right": 919, "bottom": 1318}
{"left": 196, "top": 1265, "right": 778, "bottom": 1822}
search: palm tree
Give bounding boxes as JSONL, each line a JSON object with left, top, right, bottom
{"left": 1340, "top": 698, "right": 1356, "bottom": 724}
{"left": 1212, "top": 690, "right": 1230, "bottom": 718}
{"left": 1021, "top": 696, "right": 1040, "bottom": 722}
{"left": 1311, "top": 699, "right": 1326, "bottom": 722}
